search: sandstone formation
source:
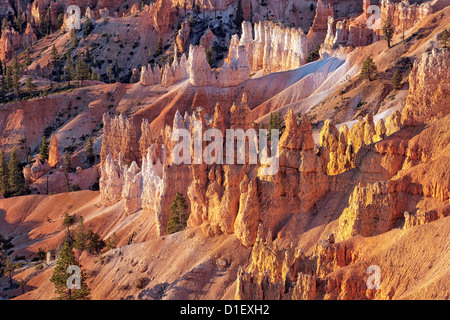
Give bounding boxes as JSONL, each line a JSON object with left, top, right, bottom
{"left": 235, "top": 21, "right": 308, "bottom": 74}
{"left": 48, "top": 134, "right": 61, "bottom": 168}
{"left": 176, "top": 20, "right": 191, "bottom": 54}
{"left": 100, "top": 113, "right": 139, "bottom": 165}
{"left": 319, "top": 113, "right": 391, "bottom": 176}
{"left": 401, "top": 49, "right": 450, "bottom": 127}
{"left": 0, "top": 25, "right": 37, "bottom": 61}
{"left": 235, "top": 227, "right": 364, "bottom": 300}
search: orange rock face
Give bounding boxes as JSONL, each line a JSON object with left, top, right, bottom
{"left": 401, "top": 49, "right": 450, "bottom": 127}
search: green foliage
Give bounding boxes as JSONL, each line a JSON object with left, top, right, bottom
{"left": 75, "top": 57, "right": 90, "bottom": 86}
{"left": 12, "top": 57, "right": 20, "bottom": 98}
{"left": 440, "top": 29, "right": 449, "bottom": 49}
{"left": 205, "top": 45, "right": 214, "bottom": 68}
{"left": 25, "top": 76, "right": 36, "bottom": 98}
{"left": 83, "top": 18, "right": 94, "bottom": 37}
{"left": 154, "top": 37, "right": 163, "bottom": 57}
{"left": 391, "top": 69, "right": 402, "bottom": 90}
{"left": 0, "top": 149, "right": 8, "bottom": 195}
{"left": 167, "top": 192, "right": 189, "bottom": 234}
{"left": 86, "top": 230, "right": 105, "bottom": 255}
{"left": 234, "top": 0, "right": 244, "bottom": 34}
{"left": 360, "top": 56, "right": 377, "bottom": 81}
{"left": 268, "top": 112, "right": 282, "bottom": 140}
{"left": 85, "top": 137, "right": 95, "bottom": 164}
{"left": 36, "top": 248, "right": 46, "bottom": 261}
{"left": 106, "top": 232, "right": 118, "bottom": 250}
{"left": 57, "top": 13, "right": 64, "bottom": 30}
{"left": 5, "top": 256, "right": 14, "bottom": 286}
{"left": 73, "top": 216, "right": 87, "bottom": 251}
{"left": 39, "top": 136, "right": 49, "bottom": 163}
{"left": 382, "top": 16, "right": 395, "bottom": 48}
{"left": 70, "top": 32, "right": 79, "bottom": 49}
{"left": 7, "top": 147, "right": 26, "bottom": 197}
{"left": 50, "top": 240, "right": 90, "bottom": 300}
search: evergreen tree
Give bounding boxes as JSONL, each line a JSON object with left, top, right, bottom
{"left": 39, "top": 135, "right": 49, "bottom": 163}
{"left": 12, "top": 57, "right": 21, "bottom": 98}
{"left": 268, "top": 112, "right": 282, "bottom": 140}
{"left": 106, "top": 232, "right": 118, "bottom": 250}
{"left": 440, "top": 29, "right": 449, "bottom": 49}
{"left": 25, "top": 76, "right": 36, "bottom": 98}
{"left": 39, "top": 14, "right": 47, "bottom": 37}
{"left": 63, "top": 212, "right": 75, "bottom": 240}
{"left": 70, "top": 31, "right": 78, "bottom": 48}
{"left": 75, "top": 57, "right": 90, "bottom": 86}
{"left": 83, "top": 18, "right": 94, "bottom": 37}
{"left": 360, "top": 56, "right": 377, "bottom": 81}
{"left": 0, "top": 149, "right": 8, "bottom": 195}
{"left": 50, "top": 239, "right": 90, "bottom": 300}
{"left": 205, "top": 45, "right": 214, "bottom": 68}
{"left": 23, "top": 48, "right": 31, "bottom": 67}
{"left": 5, "top": 256, "right": 14, "bottom": 286}
{"left": 234, "top": 0, "right": 244, "bottom": 34}
{"left": 382, "top": 16, "right": 394, "bottom": 48}
{"left": 64, "top": 53, "right": 74, "bottom": 82}
{"left": 85, "top": 137, "right": 95, "bottom": 164}
{"left": 4, "top": 66, "right": 12, "bottom": 90}
{"left": 391, "top": 69, "right": 402, "bottom": 90}
{"left": 73, "top": 216, "right": 87, "bottom": 251}
{"left": 86, "top": 230, "right": 105, "bottom": 255}
{"left": 154, "top": 37, "right": 163, "bottom": 57}
{"left": 8, "top": 147, "right": 25, "bottom": 196}
{"left": 57, "top": 13, "right": 64, "bottom": 30}
{"left": 167, "top": 192, "right": 189, "bottom": 234}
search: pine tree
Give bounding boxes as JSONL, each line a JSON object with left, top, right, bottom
{"left": 234, "top": 0, "right": 244, "bottom": 34}
{"left": 154, "top": 37, "right": 163, "bottom": 57}
{"left": 0, "top": 149, "right": 8, "bottom": 195}
{"left": 4, "top": 66, "right": 12, "bottom": 90}
{"left": 106, "top": 232, "right": 118, "bottom": 250}
{"left": 391, "top": 69, "right": 402, "bottom": 90}
{"left": 70, "top": 31, "right": 78, "bottom": 48}
{"left": 440, "top": 29, "right": 449, "bottom": 49}
{"left": 205, "top": 45, "right": 214, "bottom": 68}
{"left": 268, "top": 112, "right": 282, "bottom": 140}
{"left": 63, "top": 212, "right": 75, "bottom": 240}
{"left": 23, "top": 48, "right": 31, "bottom": 67}
{"left": 5, "top": 256, "right": 14, "bottom": 286}
{"left": 25, "top": 76, "right": 36, "bottom": 98}
{"left": 12, "top": 57, "right": 20, "bottom": 98}
{"left": 73, "top": 216, "right": 87, "bottom": 251}
{"left": 39, "top": 136, "right": 49, "bottom": 163}
{"left": 75, "top": 57, "right": 90, "bottom": 86}
{"left": 85, "top": 137, "right": 95, "bottom": 164}
{"left": 360, "top": 56, "right": 377, "bottom": 81}
{"left": 50, "top": 239, "right": 90, "bottom": 300}
{"left": 167, "top": 192, "right": 189, "bottom": 234}
{"left": 382, "top": 16, "right": 394, "bottom": 49}
{"left": 83, "top": 18, "right": 93, "bottom": 37}
{"left": 8, "top": 147, "right": 25, "bottom": 196}
{"left": 57, "top": 13, "right": 64, "bottom": 30}
{"left": 86, "top": 230, "right": 105, "bottom": 255}
{"left": 39, "top": 14, "right": 47, "bottom": 37}
{"left": 64, "top": 53, "right": 74, "bottom": 82}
